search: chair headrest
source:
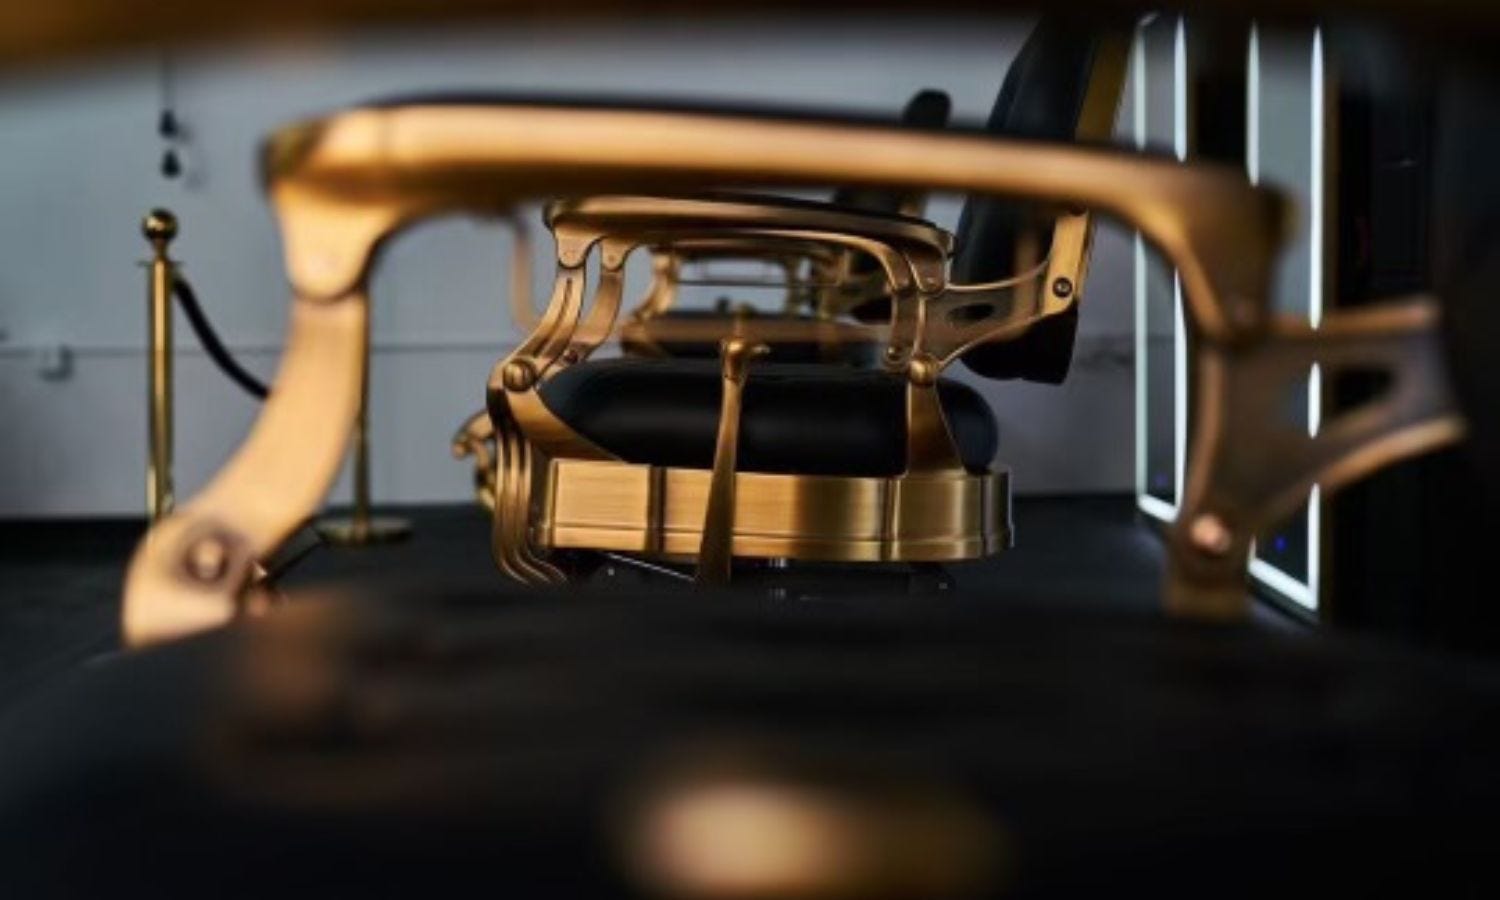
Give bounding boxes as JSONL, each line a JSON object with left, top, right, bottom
{"left": 956, "top": 16, "right": 1128, "bottom": 382}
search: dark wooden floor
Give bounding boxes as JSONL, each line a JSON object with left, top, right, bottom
{"left": 0, "top": 496, "right": 1297, "bottom": 711}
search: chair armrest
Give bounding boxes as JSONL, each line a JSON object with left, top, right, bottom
{"left": 517, "top": 194, "right": 956, "bottom": 379}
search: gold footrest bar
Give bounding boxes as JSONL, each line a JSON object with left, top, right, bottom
{"left": 539, "top": 458, "right": 1010, "bottom": 563}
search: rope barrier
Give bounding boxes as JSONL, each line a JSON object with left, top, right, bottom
{"left": 171, "top": 274, "right": 270, "bottom": 400}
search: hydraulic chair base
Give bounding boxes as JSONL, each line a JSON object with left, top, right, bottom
{"left": 513, "top": 457, "right": 1010, "bottom": 577}
{"left": 316, "top": 514, "right": 413, "bottom": 546}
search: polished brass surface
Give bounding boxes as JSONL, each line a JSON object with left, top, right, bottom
{"left": 1167, "top": 298, "right": 1464, "bottom": 618}
{"left": 315, "top": 297, "right": 412, "bottom": 546}
{"left": 541, "top": 459, "right": 1009, "bottom": 562}
{"left": 125, "top": 292, "right": 367, "bottom": 645}
{"left": 492, "top": 35, "right": 1128, "bottom": 581}
{"left": 123, "top": 91, "right": 1470, "bottom": 644}
{"left": 490, "top": 192, "right": 972, "bottom": 580}
{"left": 143, "top": 209, "right": 177, "bottom": 523}
{"left": 696, "top": 337, "right": 770, "bottom": 586}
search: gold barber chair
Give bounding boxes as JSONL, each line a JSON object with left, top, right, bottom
{"left": 451, "top": 87, "right": 954, "bottom": 509}
{"left": 480, "top": 22, "right": 1131, "bottom": 586}
{"left": 455, "top": 17, "right": 1128, "bottom": 528}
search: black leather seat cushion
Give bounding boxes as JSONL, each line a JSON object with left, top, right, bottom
{"left": 5, "top": 589, "right": 1500, "bottom": 897}
{"left": 538, "top": 358, "right": 998, "bottom": 476}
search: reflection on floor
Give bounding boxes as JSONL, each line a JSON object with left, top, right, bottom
{"left": 0, "top": 495, "right": 1297, "bottom": 710}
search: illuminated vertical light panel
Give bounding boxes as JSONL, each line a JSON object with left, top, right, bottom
{"left": 1171, "top": 17, "right": 1188, "bottom": 509}
{"left": 1247, "top": 25, "right": 1260, "bottom": 185}
{"left": 1133, "top": 23, "right": 1151, "bottom": 504}
{"left": 1245, "top": 25, "right": 1324, "bottom": 612}
{"left": 1134, "top": 16, "right": 1177, "bottom": 524}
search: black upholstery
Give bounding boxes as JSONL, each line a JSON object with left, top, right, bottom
{"left": 953, "top": 18, "right": 1115, "bottom": 383}
{"left": 539, "top": 357, "right": 998, "bottom": 476}
{"left": 4, "top": 589, "right": 1500, "bottom": 897}
{"left": 829, "top": 88, "right": 953, "bottom": 213}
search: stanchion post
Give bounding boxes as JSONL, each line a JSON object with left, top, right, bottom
{"left": 316, "top": 305, "right": 412, "bottom": 546}
{"left": 142, "top": 209, "right": 177, "bottom": 523}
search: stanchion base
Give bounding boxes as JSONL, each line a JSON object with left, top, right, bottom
{"left": 316, "top": 515, "right": 413, "bottom": 547}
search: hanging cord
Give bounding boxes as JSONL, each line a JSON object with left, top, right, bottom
{"left": 157, "top": 51, "right": 182, "bottom": 179}
{"left": 171, "top": 274, "right": 270, "bottom": 400}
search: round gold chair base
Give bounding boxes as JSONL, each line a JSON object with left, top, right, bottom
{"left": 316, "top": 515, "right": 413, "bottom": 546}
{"left": 533, "top": 459, "right": 1011, "bottom": 563}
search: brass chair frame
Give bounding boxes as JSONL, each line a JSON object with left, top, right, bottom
{"left": 487, "top": 192, "right": 1012, "bottom": 586}
{"left": 121, "top": 100, "right": 1462, "bottom": 647}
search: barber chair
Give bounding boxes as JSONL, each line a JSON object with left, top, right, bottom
{"left": 457, "top": 21, "right": 1129, "bottom": 586}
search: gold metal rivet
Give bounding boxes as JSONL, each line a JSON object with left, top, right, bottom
{"left": 907, "top": 353, "right": 940, "bottom": 387}
{"left": 1051, "top": 277, "right": 1074, "bottom": 299}
{"left": 502, "top": 359, "right": 537, "bottom": 392}
{"left": 141, "top": 209, "right": 178, "bottom": 246}
{"left": 185, "top": 537, "right": 230, "bottom": 583}
{"left": 1189, "top": 514, "right": 1234, "bottom": 556}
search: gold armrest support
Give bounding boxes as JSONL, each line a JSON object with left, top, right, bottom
{"left": 696, "top": 337, "right": 771, "bottom": 586}
{"left": 451, "top": 410, "right": 497, "bottom": 512}
{"left": 917, "top": 207, "right": 1094, "bottom": 366}
{"left": 1168, "top": 298, "right": 1464, "bottom": 618}
{"left": 124, "top": 99, "right": 1454, "bottom": 646}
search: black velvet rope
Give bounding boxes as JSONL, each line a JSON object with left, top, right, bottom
{"left": 171, "top": 275, "right": 270, "bottom": 400}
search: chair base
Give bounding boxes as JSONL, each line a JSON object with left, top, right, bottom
{"left": 529, "top": 458, "right": 1011, "bottom": 566}
{"left": 316, "top": 515, "right": 413, "bottom": 546}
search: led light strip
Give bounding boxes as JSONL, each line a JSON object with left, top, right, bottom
{"left": 1134, "top": 20, "right": 1325, "bottom": 612}
{"left": 1133, "top": 22, "right": 1152, "bottom": 508}
{"left": 1243, "top": 25, "right": 1325, "bottom": 612}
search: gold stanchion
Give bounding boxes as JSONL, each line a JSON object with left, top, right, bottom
{"left": 143, "top": 209, "right": 176, "bottom": 523}
{"left": 316, "top": 306, "right": 411, "bottom": 545}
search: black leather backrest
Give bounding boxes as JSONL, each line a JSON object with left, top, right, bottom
{"left": 835, "top": 90, "right": 952, "bottom": 324}
{"left": 832, "top": 89, "right": 952, "bottom": 214}
{"left": 955, "top": 18, "right": 1120, "bottom": 383}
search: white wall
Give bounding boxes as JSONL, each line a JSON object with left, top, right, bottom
{"left": 0, "top": 17, "right": 1137, "bottom": 517}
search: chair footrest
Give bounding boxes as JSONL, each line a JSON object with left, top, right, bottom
{"left": 537, "top": 458, "right": 1011, "bottom": 563}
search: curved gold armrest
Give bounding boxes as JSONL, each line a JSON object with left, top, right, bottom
{"left": 124, "top": 98, "right": 1461, "bottom": 646}
{"left": 511, "top": 196, "right": 954, "bottom": 386}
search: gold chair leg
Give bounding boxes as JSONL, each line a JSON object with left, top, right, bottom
{"left": 491, "top": 404, "right": 565, "bottom": 585}
{"left": 695, "top": 338, "right": 769, "bottom": 586}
